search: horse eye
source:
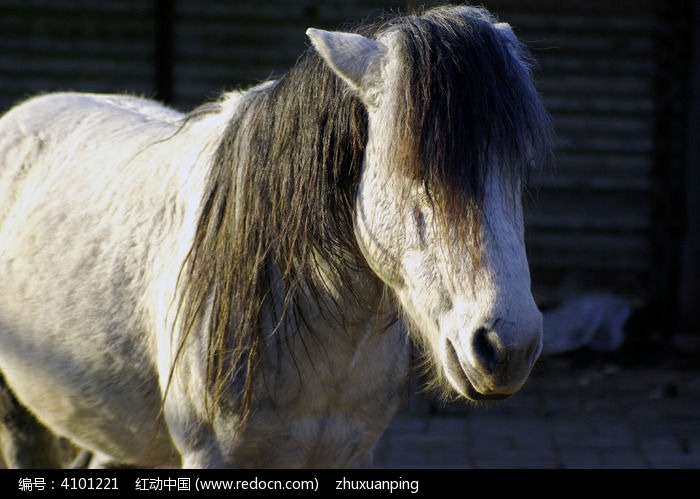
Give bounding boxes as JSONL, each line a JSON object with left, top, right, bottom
{"left": 413, "top": 206, "right": 427, "bottom": 246}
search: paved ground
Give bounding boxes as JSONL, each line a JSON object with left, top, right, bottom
{"left": 373, "top": 337, "right": 700, "bottom": 469}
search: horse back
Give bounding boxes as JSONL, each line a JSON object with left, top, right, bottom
{"left": 0, "top": 92, "right": 181, "bottom": 221}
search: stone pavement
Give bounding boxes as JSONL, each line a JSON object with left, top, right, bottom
{"left": 372, "top": 351, "right": 700, "bottom": 469}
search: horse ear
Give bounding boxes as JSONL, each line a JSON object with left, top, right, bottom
{"left": 306, "top": 28, "right": 386, "bottom": 105}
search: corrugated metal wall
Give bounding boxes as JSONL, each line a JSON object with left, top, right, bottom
{"left": 0, "top": 0, "right": 690, "bottom": 320}
{"left": 0, "top": 0, "right": 156, "bottom": 103}
{"left": 484, "top": 1, "right": 659, "bottom": 306}
{"left": 169, "top": 0, "right": 406, "bottom": 108}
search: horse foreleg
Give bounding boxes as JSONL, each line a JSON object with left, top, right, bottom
{"left": 0, "top": 371, "right": 64, "bottom": 468}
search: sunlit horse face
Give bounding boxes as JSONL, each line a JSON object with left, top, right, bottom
{"left": 308, "top": 16, "right": 543, "bottom": 401}
{"left": 355, "top": 160, "right": 542, "bottom": 401}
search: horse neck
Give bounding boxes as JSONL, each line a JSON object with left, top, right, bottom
{"left": 291, "top": 248, "right": 395, "bottom": 339}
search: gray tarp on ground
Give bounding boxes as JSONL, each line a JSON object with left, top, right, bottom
{"left": 542, "top": 293, "right": 632, "bottom": 355}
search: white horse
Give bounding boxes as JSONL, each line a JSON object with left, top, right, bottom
{"left": 0, "top": 5, "right": 552, "bottom": 468}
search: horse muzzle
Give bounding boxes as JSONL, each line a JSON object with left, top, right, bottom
{"left": 443, "top": 321, "right": 542, "bottom": 401}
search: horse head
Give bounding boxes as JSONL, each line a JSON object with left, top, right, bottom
{"left": 308, "top": 6, "right": 553, "bottom": 401}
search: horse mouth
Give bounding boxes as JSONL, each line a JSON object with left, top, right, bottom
{"left": 444, "top": 340, "right": 512, "bottom": 402}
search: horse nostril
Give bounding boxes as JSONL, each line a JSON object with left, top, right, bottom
{"left": 472, "top": 326, "right": 505, "bottom": 374}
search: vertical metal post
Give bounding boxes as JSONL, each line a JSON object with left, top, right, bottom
{"left": 154, "top": 0, "right": 174, "bottom": 104}
{"left": 680, "top": 2, "right": 700, "bottom": 330}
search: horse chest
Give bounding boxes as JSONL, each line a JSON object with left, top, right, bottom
{"left": 235, "top": 321, "right": 411, "bottom": 467}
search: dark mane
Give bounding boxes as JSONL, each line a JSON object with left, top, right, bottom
{"left": 177, "top": 5, "right": 554, "bottom": 426}
{"left": 178, "top": 35, "right": 371, "bottom": 423}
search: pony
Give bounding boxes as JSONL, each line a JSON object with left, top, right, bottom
{"left": 0, "top": 4, "right": 553, "bottom": 468}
